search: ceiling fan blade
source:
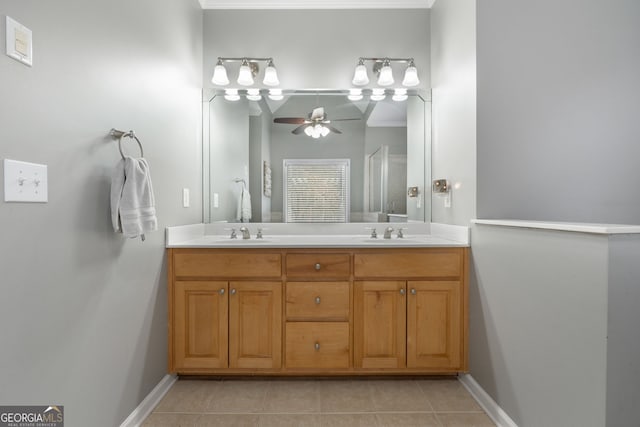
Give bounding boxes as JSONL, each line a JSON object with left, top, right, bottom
{"left": 326, "top": 125, "right": 342, "bottom": 134}
{"left": 292, "top": 124, "right": 308, "bottom": 135}
{"left": 274, "top": 117, "right": 307, "bottom": 124}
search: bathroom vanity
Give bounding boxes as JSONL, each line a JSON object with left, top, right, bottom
{"left": 166, "top": 225, "right": 469, "bottom": 376}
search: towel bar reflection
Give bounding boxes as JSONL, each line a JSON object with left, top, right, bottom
{"left": 110, "top": 128, "right": 144, "bottom": 159}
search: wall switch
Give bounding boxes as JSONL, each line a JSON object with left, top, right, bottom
{"left": 4, "top": 159, "right": 48, "bottom": 202}
{"left": 6, "top": 17, "right": 33, "bottom": 67}
{"left": 213, "top": 193, "right": 219, "bottom": 208}
{"left": 444, "top": 193, "right": 452, "bottom": 208}
{"left": 182, "top": 188, "right": 190, "bottom": 208}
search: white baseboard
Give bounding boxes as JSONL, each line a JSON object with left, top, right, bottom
{"left": 458, "top": 374, "right": 518, "bottom": 427}
{"left": 120, "top": 374, "right": 177, "bottom": 427}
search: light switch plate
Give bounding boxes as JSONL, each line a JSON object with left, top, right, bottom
{"left": 6, "top": 16, "right": 33, "bottom": 67}
{"left": 4, "top": 159, "right": 48, "bottom": 202}
{"left": 182, "top": 188, "right": 190, "bottom": 208}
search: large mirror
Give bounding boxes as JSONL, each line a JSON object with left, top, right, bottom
{"left": 203, "top": 90, "right": 431, "bottom": 223}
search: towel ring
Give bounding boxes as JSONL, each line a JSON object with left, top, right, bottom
{"left": 110, "top": 128, "right": 144, "bottom": 159}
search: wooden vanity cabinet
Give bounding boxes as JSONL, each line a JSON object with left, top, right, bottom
{"left": 168, "top": 247, "right": 468, "bottom": 375}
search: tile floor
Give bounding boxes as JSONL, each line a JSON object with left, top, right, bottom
{"left": 143, "top": 377, "right": 496, "bottom": 427}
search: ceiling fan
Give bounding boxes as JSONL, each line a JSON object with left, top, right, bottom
{"left": 273, "top": 107, "right": 359, "bottom": 138}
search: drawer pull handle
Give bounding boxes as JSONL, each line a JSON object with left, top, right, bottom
{"left": 315, "top": 296, "right": 321, "bottom": 305}
{"left": 219, "top": 288, "right": 225, "bottom": 295}
{"left": 399, "top": 288, "right": 406, "bottom": 296}
{"left": 314, "top": 263, "right": 321, "bottom": 270}
{"left": 314, "top": 342, "right": 320, "bottom": 351}
{"left": 230, "top": 288, "right": 236, "bottom": 295}
{"left": 410, "top": 288, "right": 417, "bottom": 295}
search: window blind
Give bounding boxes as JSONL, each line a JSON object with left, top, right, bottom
{"left": 283, "top": 159, "right": 350, "bottom": 223}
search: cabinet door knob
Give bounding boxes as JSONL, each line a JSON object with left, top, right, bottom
{"left": 230, "top": 288, "right": 236, "bottom": 295}
{"left": 314, "top": 263, "right": 321, "bottom": 270}
{"left": 410, "top": 288, "right": 417, "bottom": 295}
{"left": 314, "top": 342, "right": 320, "bottom": 351}
{"left": 315, "top": 296, "right": 321, "bottom": 305}
{"left": 400, "top": 288, "right": 406, "bottom": 296}
{"left": 219, "top": 288, "right": 225, "bottom": 295}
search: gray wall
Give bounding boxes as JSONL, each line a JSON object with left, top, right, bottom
{"left": 203, "top": 9, "right": 430, "bottom": 90}
{"left": 476, "top": 0, "right": 640, "bottom": 223}
{"left": 0, "top": 1, "right": 203, "bottom": 426}
{"left": 470, "top": 225, "right": 609, "bottom": 426}
{"left": 430, "top": 0, "right": 476, "bottom": 226}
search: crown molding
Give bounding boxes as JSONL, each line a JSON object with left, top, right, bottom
{"left": 199, "top": 0, "right": 435, "bottom": 9}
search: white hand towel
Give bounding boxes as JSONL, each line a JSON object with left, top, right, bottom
{"left": 236, "top": 186, "right": 252, "bottom": 223}
{"left": 111, "top": 157, "right": 157, "bottom": 240}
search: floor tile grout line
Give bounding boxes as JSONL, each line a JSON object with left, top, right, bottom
{"left": 150, "top": 410, "right": 485, "bottom": 415}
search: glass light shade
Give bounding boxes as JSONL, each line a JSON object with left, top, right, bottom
{"left": 352, "top": 64, "right": 369, "bottom": 86}
{"left": 246, "top": 88, "right": 261, "bottom": 101}
{"left": 237, "top": 64, "right": 254, "bottom": 86}
{"left": 268, "top": 88, "right": 284, "bottom": 101}
{"left": 347, "top": 88, "right": 363, "bottom": 101}
{"left": 224, "top": 88, "right": 240, "bottom": 101}
{"left": 402, "top": 65, "right": 420, "bottom": 87}
{"left": 211, "top": 64, "right": 230, "bottom": 85}
{"left": 304, "top": 126, "right": 314, "bottom": 136}
{"left": 371, "top": 88, "right": 386, "bottom": 101}
{"left": 377, "top": 64, "right": 394, "bottom": 86}
{"left": 263, "top": 65, "right": 280, "bottom": 86}
{"left": 320, "top": 126, "right": 331, "bottom": 137}
{"left": 392, "top": 88, "right": 408, "bottom": 102}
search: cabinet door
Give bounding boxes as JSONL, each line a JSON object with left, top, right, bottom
{"left": 229, "top": 281, "right": 282, "bottom": 369}
{"left": 174, "top": 281, "right": 228, "bottom": 370}
{"left": 407, "top": 281, "right": 461, "bottom": 369}
{"left": 354, "top": 281, "right": 406, "bottom": 369}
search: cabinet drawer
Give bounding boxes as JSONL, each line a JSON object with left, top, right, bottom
{"left": 285, "top": 322, "right": 350, "bottom": 369}
{"left": 286, "top": 282, "right": 349, "bottom": 321}
{"left": 174, "top": 251, "right": 281, "bottom": 278}
{"left": 354, "top": 250, "right": 462, "bottom": 278}
{"left": 286, "top": 253, "right": 350, "bottom": 278}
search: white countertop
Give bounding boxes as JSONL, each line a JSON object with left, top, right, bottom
{"left": 166, "top": 223, "right": 470, "bottom": 248}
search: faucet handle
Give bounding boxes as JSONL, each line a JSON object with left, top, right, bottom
{"left": 256, "top": 228, "right": 265, "bottom": 239}
{"left": 223, "top": 228, "right": 238, "bottom": 239}
{"left": 396, "top": 227, "right": 406, "bottom": 238}
{"left": 365, "top": 227, "right": 378, "bottom": 239}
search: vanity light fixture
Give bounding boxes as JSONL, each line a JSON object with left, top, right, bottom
{"left": 246, "top": 88, "right": 262, "bottom": 101}
{"left": 352, "top": 57, "right": 420, "bottom": 88}
{"left": 268, "top": 88, "right": 284, "bottom": 101}
{"left": 224, "top": 88, "right": 240, "bottom": 101}
{"left": 348, "top": 88, "right": 363, "bottom": 101}
{"left": 392, "top": 88, "right": 408, "bottom": 102}
{"left": 211, "top": 57, "right": 280, "bottom": 87}
{"left": 371, "top": 88, "right": 386, "bottom": 101}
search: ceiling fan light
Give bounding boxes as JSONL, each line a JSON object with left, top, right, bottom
{"left": 246, "top": 88, "right": 261, "bottom": 101}
{"left": 371, "top": 88, "right": 386, "bottom": 101}
{"left": 402, "top": 64, "right": 420, "bottom": 87}
{"left": 237, "top": 60, "right": 254, "bottom": 86}
{"left": 211, "top": 62, "right": 230, "bottom": 86}
{"left": 348, "top": 88, "right": 363, "bottom": 101}
{"left": 268, "top": 88, "right": 283, "bottom": 101}
{"left": 377, "top": 63, "right": 394, "bottom": 86}
{"left": 304, "top": 126, "right": 314, "bottom": 136}
{"left": 320, "top": 126, "right": 331, "bottom": 137}
{"left": 263, "top": 61, "right": 280, "bottom": 86}
{"left": 352, "top": 63, "right": 369, "bottom": 86}
{"left": 224, "top": 88, "right": 240, "bottom": 101}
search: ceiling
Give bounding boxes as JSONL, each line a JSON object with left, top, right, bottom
{"left": 199, "top": 0, "right": 435, "bottom": 9}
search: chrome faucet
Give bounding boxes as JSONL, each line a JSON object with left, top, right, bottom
{"left": 239, "top": 226, "right": 250, "bottom": 240}
{"left": 383, "top": 226, "right": 394, "bottom": 239}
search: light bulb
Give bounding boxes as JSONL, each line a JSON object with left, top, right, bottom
{"left": 371, "top": 88, "right": 386, "bottom": 101}
{"left": 377, "top": 62, "right": 394, "bottom": 86}
{"left": 348, "top": 88, "right": 363, "bottom": 101}
{"left": 402, "top": 63, "right": 420, "bottom": 87}
{"left": 392, "top": 88, "right": 408, "bottom": 102}
{"left": 211, "top": 61, "right": 229, "bottom": 86}
{"left": 304, "top": 126, "right": 313, "bottom": 136}
{"left": 352, "top": 62, "right": 369, "bottom": 86}
{"left": 224, "top": 88, "right": 240, "bottom": 101}
{"left": 237, "top": 60, "right": 254, "bottom": 86}
{"left": 263, "top": 61, "right": 280, "bottom": 86}
{"left": 268, "top": 88, "right": 283, "bottom": 101}
{"left": 320, "top": 126, "right": 331, "bottom": 137}
{"left": 246, "top": 88, "right": 261, "bottom": 101}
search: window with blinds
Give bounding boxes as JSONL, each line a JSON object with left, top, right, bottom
{"left": 283, "top": 159, "right": 350, "bottom": 223}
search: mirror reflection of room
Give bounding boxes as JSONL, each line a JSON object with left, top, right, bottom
{"left": 206, "top": 92, "right": 427, "bottom": 223}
